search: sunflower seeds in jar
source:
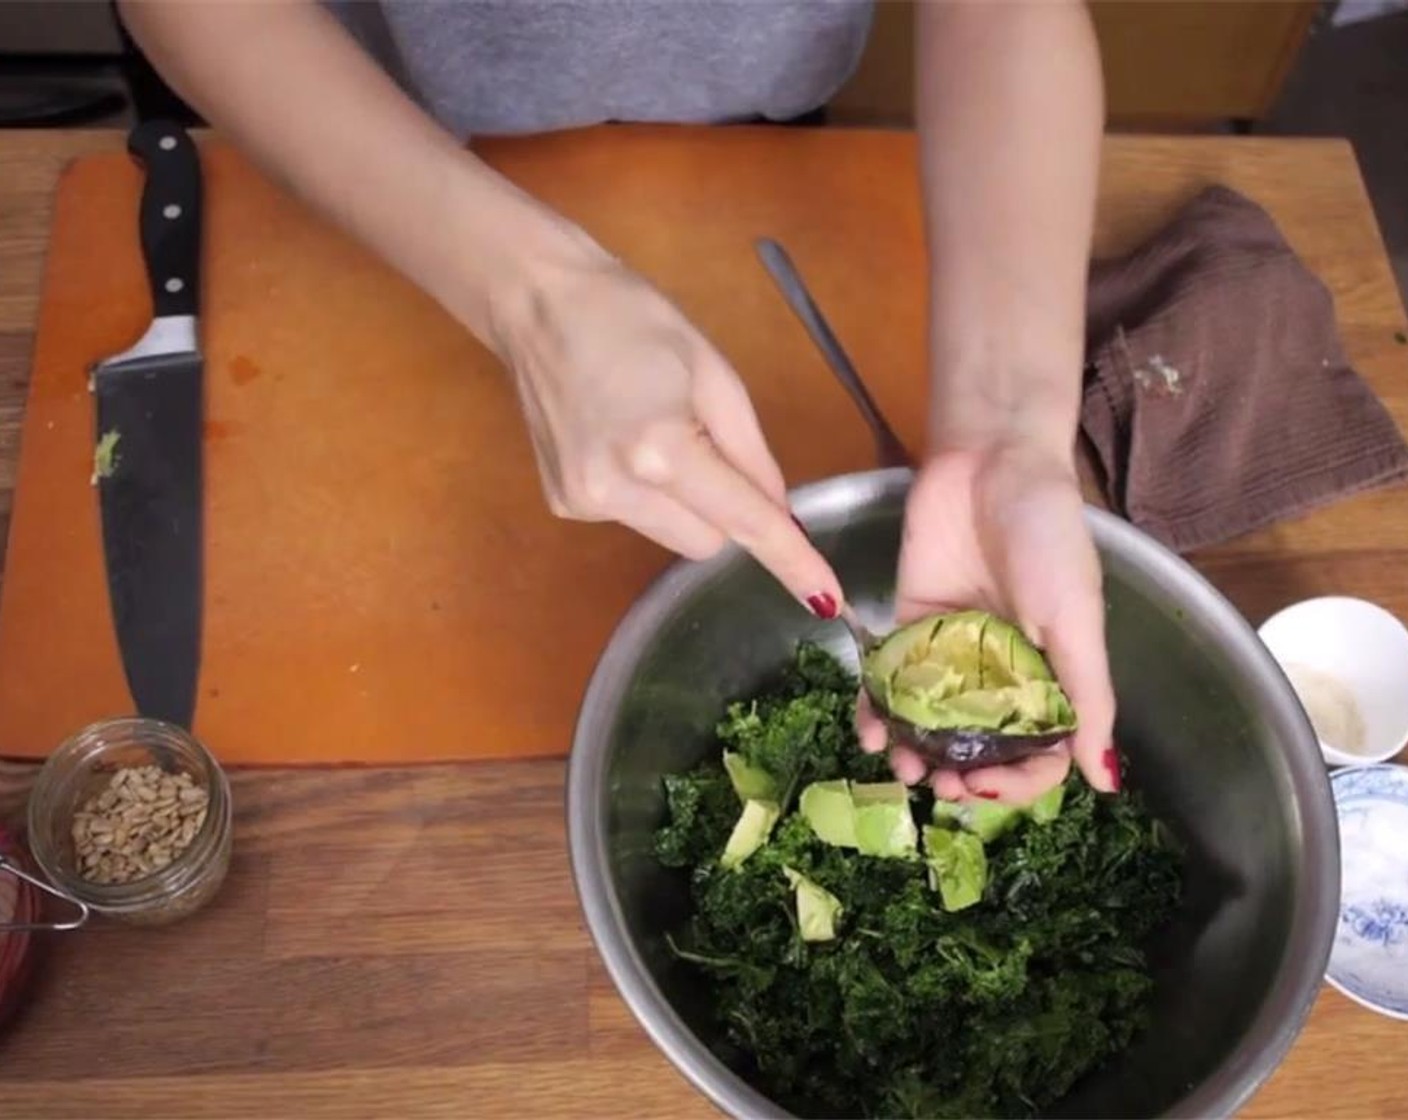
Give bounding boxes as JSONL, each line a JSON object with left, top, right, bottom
{"left": 27, "top": 718, "right": 233, "bottom": 927}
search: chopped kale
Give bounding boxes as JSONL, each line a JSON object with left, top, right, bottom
{"left": 653, "top": 642, "right": 1183, "bottom": 1119}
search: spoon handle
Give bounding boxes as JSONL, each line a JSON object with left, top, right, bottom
{"left": 839, "top": 601, "right": 879, "bottom": 655}
{"left": 754, "top": 238, "right": 913, "bottom": 471}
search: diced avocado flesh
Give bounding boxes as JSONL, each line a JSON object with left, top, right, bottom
{"left": 798, "top": 779, "right": 917, "bottom": 859}
{"left": 92, "top": 429, "right": 121, "bottom": 482}
{"left": 852, "top": 781, "right": 918, "bottom": 859}
{"left": 783, "top": 866, "right": 844, "bottom": 941}
{"left": 799, "top": 780, "right": 857, "bottom": 848}
{"left": 720, "top": 799, "right": 780, "bottom": 869}
{"left": 855, "top": 806, "right": 916, "bottom": 859}
{"left": 931, "top": 798, "right": 1022, "bottom": 843}
{"left": 723, "top": 751, "right": 778, "bottom": 802}
{"left": 862, "top": 609, "right": 1076, "bottom": 736}
{"left": 850, "top": 780, "right": 910, "bottom": 808}
{"left": 922, "top": 825, "right": 987, "bottom": 912}
{"left": 931, "top": 780, "right": 1067, "bottom": 841}
{"left": 1027, "top": 782, "right": 1066, "bottom": 824}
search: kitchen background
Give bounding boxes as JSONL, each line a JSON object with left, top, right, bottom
{"left": 1, "top": 0, "right": 1405, "bottom": 302}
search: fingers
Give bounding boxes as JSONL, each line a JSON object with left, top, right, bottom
{"left": 625, "top": 418, "right": 841, "bottom": 611}
{"left": 690, "top": 350, "right": 789, "bottom": 506}
{"left": 861, "top": 683, "right": 1073, "bottom": 805}
{"left": 888, "top": 747, "right": 929, "bottom": 787}
{"left": 856, "top": 692, "right": 974, "bottom": 800}
{"left": 955, "top": 746, "right": 1073, "bottom": 805}
{"left": 610, "top": 482, "right": 728, "bottom": 560}
{"left": 1037, "top": 597, "right": 1119, "bottom": 793}
{"left": 854, "top": 690, "right": 888, "bottom": 754}
{"left": 928, "top": 768, "right": 971, "bottom": 802}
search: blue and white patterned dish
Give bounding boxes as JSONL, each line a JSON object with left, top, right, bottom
{"left": 1327, "top": 763, "right": 1408, "bottom": 1020}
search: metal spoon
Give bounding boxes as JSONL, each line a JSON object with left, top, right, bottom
{"left": 755, "top": 238, "right": 1068, "bottom": 773}
{"left": 753, "top": 238, "right": 913, "bottom": 470}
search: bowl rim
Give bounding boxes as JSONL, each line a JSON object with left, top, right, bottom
{"left": 1324, "top": 762, "right": 1408, "bottom": 1021}
{"left": 1257, "top": 596, "right": 1408, "bottom": 766}
{"left": 567, "top": 467, "right": 1340, "bottom": 1120}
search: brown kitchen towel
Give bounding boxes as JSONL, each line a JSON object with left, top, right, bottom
{"left": 1080, "top": 184, "right": 1408, "bottom": 553}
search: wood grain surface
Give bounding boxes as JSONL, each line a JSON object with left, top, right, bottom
{"left": 1, "top": 129, "right": 1407, "bottom": 1117}
{"left": 4, "top": 127, "right": 1408, "bottom": 770}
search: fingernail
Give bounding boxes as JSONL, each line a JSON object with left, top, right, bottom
{"left": 1103, "top": 748, "right": 1122, "bottom": 792}
{"left": 974, "top": 789, "right": 1001, "bottom": 800}
{"left": 806, "top": 592, "right": 838, "bottom": 619}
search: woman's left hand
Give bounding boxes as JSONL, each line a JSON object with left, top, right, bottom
{"left": 855, "top": 443, "right": 1120, "bottom": 805}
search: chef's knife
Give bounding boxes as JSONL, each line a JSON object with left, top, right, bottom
{"left": 90, "top": 120, "right": 205, "bottom": 730}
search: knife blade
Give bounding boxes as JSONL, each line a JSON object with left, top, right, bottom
{"left": 90, "top": 120, "right": 205, "bottom": 730}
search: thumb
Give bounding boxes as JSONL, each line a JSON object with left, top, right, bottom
{"left": 1034, "top": 596, "right": 1118, "bottom": 793}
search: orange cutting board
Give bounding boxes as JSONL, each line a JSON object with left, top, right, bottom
{"left": 0, "top": 126, "right": 931, "bottom": 765}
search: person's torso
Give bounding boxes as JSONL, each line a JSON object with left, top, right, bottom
{"left": 325, "top": 0, "right": 875, "bottom": 137}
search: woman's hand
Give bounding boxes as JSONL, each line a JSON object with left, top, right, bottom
{"left": 856, "top": 443, "right": 1119, "bottom": 805}
{"left": 495, "top": 246, "right": 842, "bottom": 614}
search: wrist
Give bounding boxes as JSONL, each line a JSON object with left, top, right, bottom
{"left": 428, "top": 153, "right": 612, "bottom": 359}
{"left": 926, "top": 357, "right": 1081, "bottom": 466}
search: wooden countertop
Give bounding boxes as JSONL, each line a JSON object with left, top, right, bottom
{"left": 1, "top": 129, "right": 1406, "bottom": 1118}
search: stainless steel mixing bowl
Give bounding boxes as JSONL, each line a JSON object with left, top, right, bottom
{"left": 567, "top": 467, "right": 1339, "bottom": 1119}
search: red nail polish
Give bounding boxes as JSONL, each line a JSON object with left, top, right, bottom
{"left": 974, "top": 789, "right": 1001, "bottom": 800}
{"left": 1103, "top": 748, "right": 1122, "bottom": 792}
{"left": 806, "top": 592, "right": 838, "bottom": 619}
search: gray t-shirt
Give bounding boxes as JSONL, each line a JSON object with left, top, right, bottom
{"left": 325, "top": 0, "right": 875, "bottom": 138}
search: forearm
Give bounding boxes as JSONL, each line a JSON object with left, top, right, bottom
{"left": 914, "top": 0, "right": 1104, "bottom": 459}
{"left": 117, "top": 0, "right": 603, "bottom": 353}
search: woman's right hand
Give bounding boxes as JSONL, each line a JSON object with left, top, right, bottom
{"left": 116, "top": 0, "right": 838, "bottom": 615}
{"left": 492, "top": 241, "right": 844, "bottom": 618}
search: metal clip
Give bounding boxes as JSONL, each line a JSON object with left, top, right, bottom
{"left": 0, "top": 852, "right": 90, "bottom": 931}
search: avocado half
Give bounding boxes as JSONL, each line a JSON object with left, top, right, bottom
{"left": 860, "top": 609, "right": 1077, "bottom": 771}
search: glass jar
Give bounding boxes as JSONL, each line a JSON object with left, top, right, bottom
{"left": 26, "top": 718, "right": 233, "bottom": 927}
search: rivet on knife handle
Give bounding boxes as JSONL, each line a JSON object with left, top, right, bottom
{"left": 127, "top": 120, "right": 203, "bottom": 322}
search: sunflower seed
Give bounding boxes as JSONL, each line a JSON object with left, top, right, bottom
{"left": 71, "top": 763, "right": 212, "bottom": 885}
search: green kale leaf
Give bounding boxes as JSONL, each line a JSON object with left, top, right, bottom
{"left": 652, "top": 642, "right": 1184, "bottom": 1119}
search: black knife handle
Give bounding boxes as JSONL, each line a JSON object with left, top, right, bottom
{"left": 127, "top": 120, "right": 203, "bottom": 320}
